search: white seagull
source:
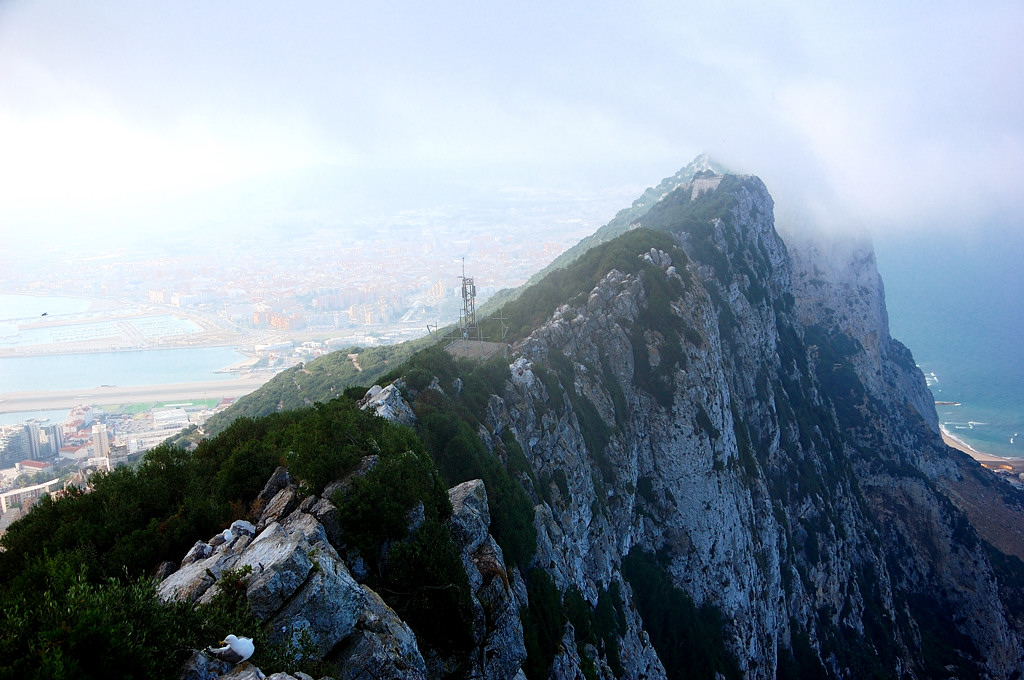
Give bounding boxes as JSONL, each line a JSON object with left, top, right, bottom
{"left": 207, "top": 634, "right": 255, "bottom": 665}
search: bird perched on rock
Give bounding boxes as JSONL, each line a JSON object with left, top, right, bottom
{"left": 209, "top": 528, "right": 234, "bottom": 547}
{"left": 207, "top": 634, "right": 254, "bottom": 664}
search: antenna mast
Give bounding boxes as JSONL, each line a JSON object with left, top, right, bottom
{"left": 459, "top": 257, "right": 478, "bottom": 345}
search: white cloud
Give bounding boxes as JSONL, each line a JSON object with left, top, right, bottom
{"left": 0, "top": 0, "right": 1020, "bottom": 240}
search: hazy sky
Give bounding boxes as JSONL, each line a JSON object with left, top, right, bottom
{"left": 1, "top": 0, "right": 1022, "bottom": 244}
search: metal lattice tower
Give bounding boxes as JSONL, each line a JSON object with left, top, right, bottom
{"left": 459, "top": 258, "right": 478, "bottom": 343}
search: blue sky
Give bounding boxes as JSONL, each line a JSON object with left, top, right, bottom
{"left": 1, "top": 0, "right": 1022, "bottom": 243}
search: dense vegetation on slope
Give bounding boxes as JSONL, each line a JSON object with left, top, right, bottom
{"left": 0, "top": 550, "right": 267, "bottom": 679}
{"left": 481, "top": 155, "right": 727, "bottom": 314}
{"left": 478, "top": 227, "right": 689, "bottom": 343}
{"left": 0, "top": 396, "right": 470, "bottom": 677}
{"left": 384, "top": 345, "right": 538, "bottom": 570}
{"left": 204, "top": 335, "right": 434, "bottom": 437}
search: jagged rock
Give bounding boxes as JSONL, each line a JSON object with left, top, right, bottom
{"left": 448, "top": 479, "right": 490, "bottom": 554}
{"left": 359, "top": 384, "right": 416, "bottom": 426}
{"left": 179, "top": 650, "right": 234, "bottom": 680}
{"left": 257, "top": 466, "right": 295, "bottom": 505}
{"left": 219, "top": 665, "right": 267, "bottom": 680}
{"left": 232, "top": 519, "right": 257, "bottom": 537}
{"left": 475, "top": 555, "right": 524, "bottom": 680}
{"left": 162, "top": 499, "right": 423, "bottom": 678}
{"left": 446, "top": 480, "right": 526, "bottom": 680}
{"left": 159, "top": 537, "right": 241, "bottom": 604}
{"left": 305, "top": 496, "right": 343, "bottom": 549}
{"left": 267, "top": 545, "right": 365, "bottom": 659}
{"left": 181, "top": 540, "right": 212, "bottom": 567}
{"left": 334, "top": 588, "right": 428, "bottom": 680}
{"left": 154, "top": 560, "right": 178, "bottom": 581}
{"left": 257, "top": 486, "right": 301, "bottom": 533}
{"left": 224, "top": 522, "right": 315, "bottom": 618}
{"left": 548, "top": 626, "right": 585, "bottom": 680}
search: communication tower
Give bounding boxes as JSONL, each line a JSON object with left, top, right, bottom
{"left": 458, "top": 258, "right": 478, "bottom": 344}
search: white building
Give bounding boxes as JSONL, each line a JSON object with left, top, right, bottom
{"left": 91, "top": 423, "right": 110, "bottom": 459}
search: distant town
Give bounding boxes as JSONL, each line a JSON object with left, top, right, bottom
{"left": 0, "top": 191, "right": 630, "bottom": 529}
{"left": 0, "top": 196, "right": 620, "bottom": 355}
{"left": 0, "top": 400, "right": 228, "bottom": 534}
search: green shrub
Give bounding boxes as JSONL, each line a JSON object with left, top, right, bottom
{"left": 381, "top": 518, "right": 475, "bottom": 651}
{"left": 521, "top": 569, "right": 567, "bottom": 679}
{"left": 334, "top": 449, "right": 451, "bottom": 570}
{"left": 622, "top": 549, "right": 739, "bottom": 680}
{"left": 0, "top": 551, "right": 275, "bottom": 680}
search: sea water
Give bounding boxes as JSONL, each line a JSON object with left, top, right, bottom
{"left": 0, "top": 294, "right": 249, "bottom": 425}
{"left": 875, "top": 224, "right": 1024, "bottom": 459}
{"left": 0, "top": 347, "right": 249, "bottom": 426}
{"left": 0, "top": 347, "right": 248, "bottom": 394}
{"left": 0, "top": 293, "right": 92, "bottom": 340}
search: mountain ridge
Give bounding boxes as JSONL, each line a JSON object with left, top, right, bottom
{"left": 204, "top": 155, "right": 730, "bottom": 437}
{"left": 3, "top": 164, "right": 1023, "bottom": 679}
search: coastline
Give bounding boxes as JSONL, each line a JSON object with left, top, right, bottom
{"left": 941, "top": 425, "right": 1024, "bottom": 471}
{"left": 0, "top": 374, "right": 273, "bottom": 414}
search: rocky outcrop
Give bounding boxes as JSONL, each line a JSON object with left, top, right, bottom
{"left": 359, "top": 384, "right": 416, "bottom": 426}
{"left": 162, "top": 462, "right": 521, "bottom": 680}
{"left": 160, "top": 467, "right": 428, "bottom": 679}
{"left": 447, "top": 480, "right": 527, "bottom": 680}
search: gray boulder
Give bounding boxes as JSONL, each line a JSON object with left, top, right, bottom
{"left": 334, "top": 588, "right": 428, "bottom": 680}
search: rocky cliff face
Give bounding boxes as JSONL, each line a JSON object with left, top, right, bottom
{"left": 168, "top": 172, "right": 1024, "bottom": 679}
{"left": 482, "top": 175, "right": 1024, "bottom": 678}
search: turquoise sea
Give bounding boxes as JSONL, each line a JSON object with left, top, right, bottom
{"left": 875, "top": 224, "right": 1024, "bottom": 459}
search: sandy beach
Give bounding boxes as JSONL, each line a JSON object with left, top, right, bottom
{"left": 0, "top": 374, "right": 273, "bottom": 414}
{"left": 941, "top": 425, "right": 1024, "bottom": 473}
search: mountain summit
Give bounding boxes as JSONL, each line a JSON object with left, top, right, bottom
{"left": 4, "top": 165, "right": 1023, "bottom": 679}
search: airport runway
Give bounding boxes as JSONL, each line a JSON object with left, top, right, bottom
{"left": 0, "top": 374, "right": 274, "bottom": 413}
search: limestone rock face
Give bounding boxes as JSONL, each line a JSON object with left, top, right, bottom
{"left": 448, "top": 479, "right": 491, "bottom": 553}
{"left": 161, "top": 469, "right": 426, "bottom": 680}
{"left": 480, "top": 175, "right": 1024, "bottom": 678}
{"left": 359, "top": 384, "right": 416, "bottom": 426}
{"left": 447, "top": 480, "right": 526, "bottom": 680}
{"left": 334, "top": 588, "right": 428, "bottom": 680}
{"left": 179, "top": 650, "right": 235, "bottom": 680}
{"left": 164, "top": 460, "right": 520, "bottom": 680}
